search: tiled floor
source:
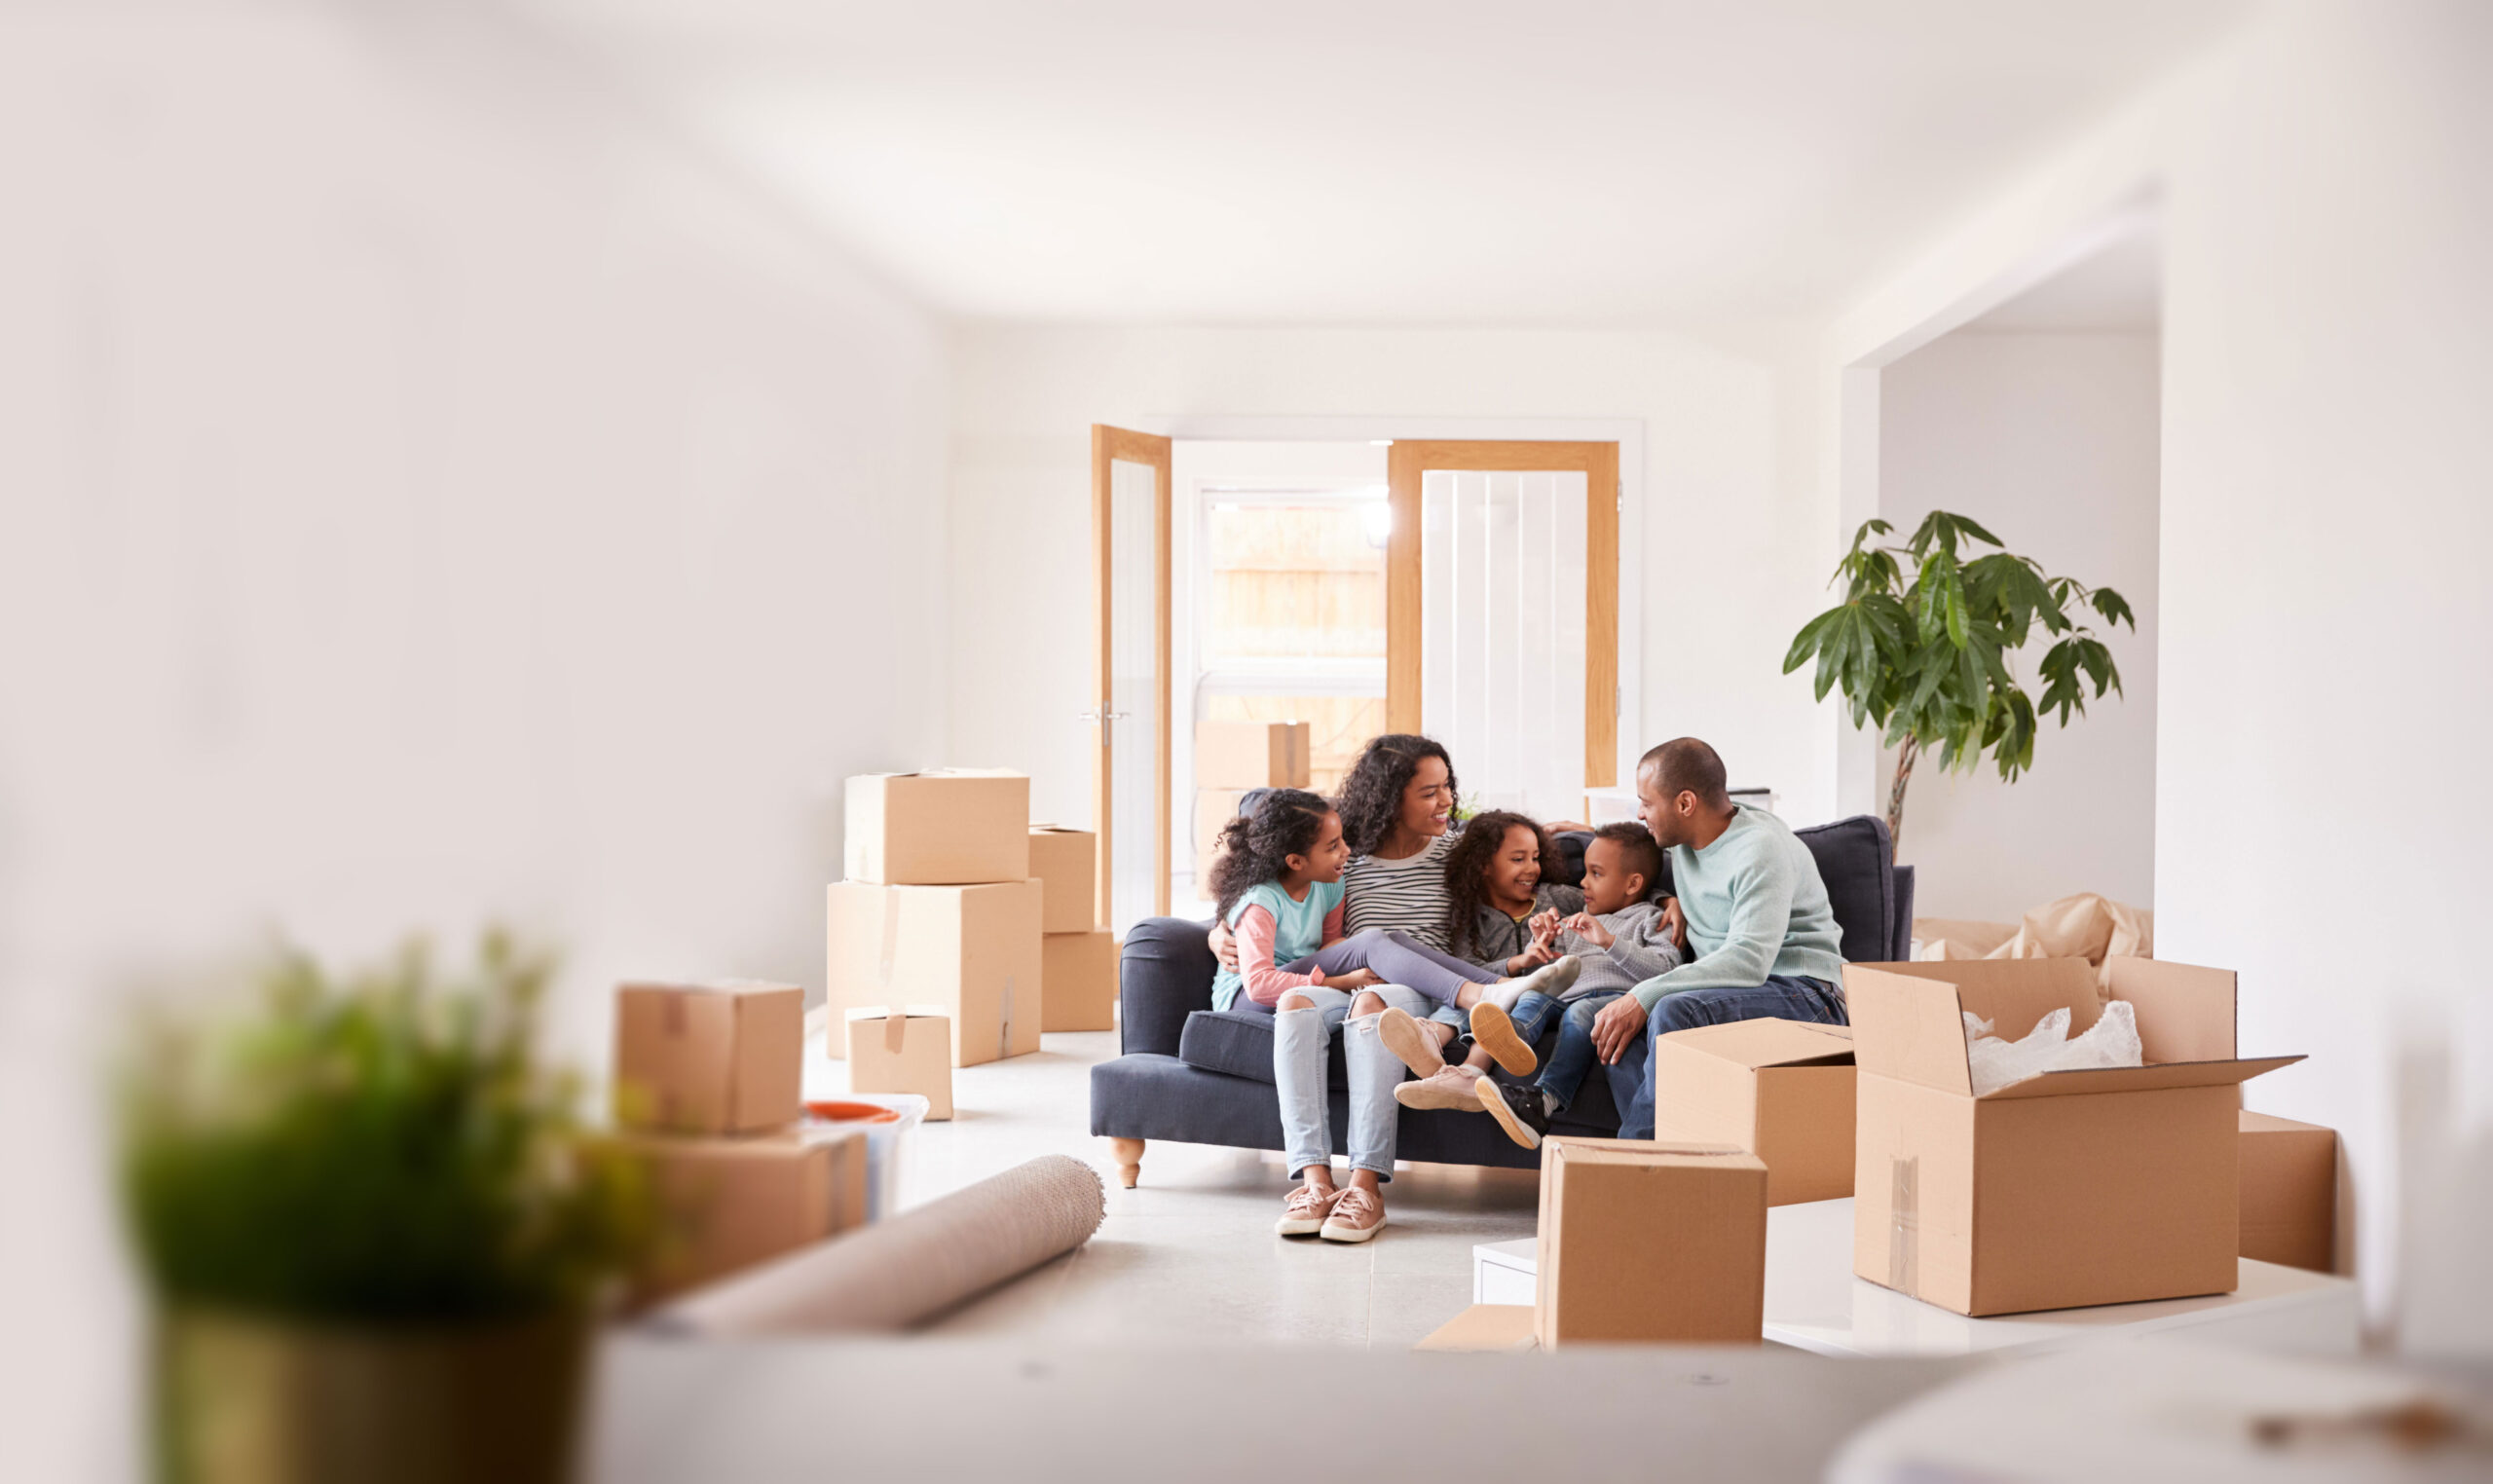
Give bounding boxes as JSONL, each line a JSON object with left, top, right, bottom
{"left": 803, "top": 1028, "right": 1540, "bottom": 1347}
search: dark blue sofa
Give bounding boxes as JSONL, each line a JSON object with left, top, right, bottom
{"left": 1089, "top": 815, "right": 1914, "bottom": 1186}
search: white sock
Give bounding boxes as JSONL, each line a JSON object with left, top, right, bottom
{"left": 1481, "top": 980, "right": 1526, "bottom": 1013}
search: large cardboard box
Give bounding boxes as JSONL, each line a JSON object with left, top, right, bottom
{"left": 618, "top": 1126, "right": 869, "bottom": 1306}
{"left": 1027, "top": 825, "right": 1098, "bottom": 933}
{"left": 1194, "top": 788, "right": 1248, "bottom": 883}
{"left": 824, "top": 880, "right": 1043, "bottom": 1066}
{"left": 1845, "top": 957, "right": 2303, "bottom": 1317}
{"left": 844, "top": 770, "right": 1030, "bottom": 885}
{"left": 614, "top": 981, "right": 804, "bottom": 1134}
{"left": 1651, "top": 1020, "right": 1856, "bottom": 1206}
{"left": 843, "top": 1007, "right": 954, "bottom": 1120}
{"left": 1041, "top": 929, "right": 1118, "bottom": 1032}
{"left": 1534, "top": 1137, "right": 1767, "bottom": 1348}
{"left": 2240, "top": 1109, "right": 2337, "bottom": 1273}
{"left": 1196, "top": 721, "right": 1311, "bottom": 789}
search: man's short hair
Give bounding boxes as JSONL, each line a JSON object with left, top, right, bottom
{"left": 1591, "top": 821, "right": 1664, "bottom": 890}
{"left": 1638, "top": 737, "right": 1730, "bottom": 807}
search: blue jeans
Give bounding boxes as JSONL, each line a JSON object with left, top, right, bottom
{"left": 1244, "top": 982, "right": 1437, "bottom": 1181}
{"left": 1607, "top": 976, "right": 1847, "bottom": 1139}
{"left": 1529, "top": 990, "right": 1623, "bottom": 1114}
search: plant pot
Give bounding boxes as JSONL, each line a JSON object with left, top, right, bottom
{"left": 152, "top": 1305, "right": 594, "bottom": 1484}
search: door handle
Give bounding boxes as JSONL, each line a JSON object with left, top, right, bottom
{"left": 1075, "top": 708, "right": 1132, "bottom": 723}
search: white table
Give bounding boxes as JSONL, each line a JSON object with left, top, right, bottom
{"left": 1474, "top": 1197, "right": 2361, "bottom": 1359}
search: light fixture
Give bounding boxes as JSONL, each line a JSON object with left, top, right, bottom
{"left": 1360, "top": 501, "right": 1392, "bottom": 548}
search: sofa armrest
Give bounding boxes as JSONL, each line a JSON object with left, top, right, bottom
{"left": 1119, "top": 916, "right": 1219, "bottom": 1057}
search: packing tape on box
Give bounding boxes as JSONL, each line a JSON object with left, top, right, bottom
{"left": 1889, "top": 1156, "right": 1919, "bottom": 1297}
{"left": 999, "top": 975, "right": 1016, "bottom": 1058}
{"left": 647, "top": 1154, "right": 1105, "bottom": 1336}
{"left": 882, "top": 1011, "right": 908, "bottom": 1055}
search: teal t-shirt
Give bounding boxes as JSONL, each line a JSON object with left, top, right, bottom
{"left": 1209, "top": 878, "right": 1346, "bottom": 1012}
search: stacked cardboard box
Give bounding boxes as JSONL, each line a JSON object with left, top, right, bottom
{"left": 1844, "top": 956, "right": 2304, "bottom": 1317}
{"left": 611, "top": 981, "right": 869, "bottom": 1305}
{"left": 827, "top": 770, "right": 1041, "bottom": 1067}
{"left": 2240, "top": 1109, "right": 2337, "bottom": 1272}
{"left": 1030, "top": 825, "right": 1116, "bottom": 1032}
{"left": 1535, "top": 1137, "right": 1767, "bottom": 1348}
{"left": 1193, "top": 722, "right": 1310, "bottom": 885}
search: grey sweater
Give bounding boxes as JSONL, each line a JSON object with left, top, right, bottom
{"left": 1459, "top": 884, "right": 1685, "bottom": 999}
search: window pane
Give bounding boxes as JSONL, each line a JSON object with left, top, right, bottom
{"left": 1203, "top": 694, "right": 1386, "bottom": 798}
{"left": 1204, "top": 502, "right": 1386, "bottom": 662}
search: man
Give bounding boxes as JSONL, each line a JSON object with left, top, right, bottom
{"left": 1589, "top": 737, "right": 1847, "bottom": 1139}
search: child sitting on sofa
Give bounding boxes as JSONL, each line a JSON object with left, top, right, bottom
{"left": 1376, "top": 818, "right": 1684, "bottom": 1149}
{"left": 1210, "top": 789, "right": 1581, "bottom": 1242}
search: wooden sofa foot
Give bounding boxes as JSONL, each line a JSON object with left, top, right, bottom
{"left": 1109, "top": 1137, "right": 1144, "bottom": 1188}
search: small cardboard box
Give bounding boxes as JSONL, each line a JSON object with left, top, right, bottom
{"left": 2240, "top": 1109, "right": 2337, "bottom": 1273}
{"left": 824, "top": 880, "right": 1042, "bottom": 1066}
{"left": 1041, "top": 929, "right": 1118, "bottom": 1032}
{"left": 844, "top": 769, "right": 1030, "bottom": 885}
{"left": 1414, "top": 1305, "right": 1538, "bottom": 1353}
{"left": 618, "top": 1126, "right": 869, "bottom": 1306}
{"left": 1196, "top": 721, "right": 1311, "bottom": 789}
{"left": 1652, "top": 1019, "right": 1857, "bottom": 1206}
{"left": 843, "top": 1006, "right": 954, "bottom": 1120}
{"left": 614, "top": 981, "right": 804, "bottom": 1134}
{"left": 1845, "top": 957, "right": 2303, "bottom": 1317}
{"left": 1194, "top": 788, "right": 1248, "bottom": 882}
{"left": 1535, "top": 1137, "right": 1767, "bottom": 1348}
{"left": 1027, "top": 825, "right": 1098, "bottom": 933}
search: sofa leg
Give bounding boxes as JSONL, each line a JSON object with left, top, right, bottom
{"left": 1108, "top": 1137, "right": 1144, "bottom": 1189}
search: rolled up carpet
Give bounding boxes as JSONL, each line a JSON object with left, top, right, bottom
{"left": 648, "top": 1154, "right": 1105, "bottom": 1336}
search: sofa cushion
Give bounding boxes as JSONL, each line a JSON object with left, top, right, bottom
{"left": 1793, "top": 814, "right": 1896, "bottom": 965}
{"left": 1178, "top": 1007, "right": 1316, "bottom": 1086}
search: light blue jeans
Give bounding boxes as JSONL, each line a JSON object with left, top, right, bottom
{"left": 1269, "top": 982, "right": 1433, "bottom": 1181}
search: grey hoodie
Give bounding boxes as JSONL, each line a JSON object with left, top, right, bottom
{"left": 1459, "top": 885, "right": 1685, "bottom": 998}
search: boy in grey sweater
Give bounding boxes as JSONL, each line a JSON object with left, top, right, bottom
{"left": 1389, "top": 823, "right": 1684, "bottom": 1147}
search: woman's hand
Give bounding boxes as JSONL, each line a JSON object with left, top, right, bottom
{"left": 1563, "top": 911, "right": 1615, "bottom": 949}
{"left": 1660, "top": 897, "right": 1687, "bottom": 950}
{"left": 1591, "top": 994, "right": 1649, "bottom": 1064}
{"left": 1209, "top": 919, "right": 1241, "bottom": 970}
{"left": 1325, "top": 968, "right": 1384, "bottom": 991}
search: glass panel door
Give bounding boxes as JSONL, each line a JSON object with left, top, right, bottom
{"left": 1092, "top": 426, "right": 1172, "bottom": 932}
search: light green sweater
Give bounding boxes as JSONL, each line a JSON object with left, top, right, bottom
{"left": 1629, "top": 804, "right": 1846, "bottom": 1012}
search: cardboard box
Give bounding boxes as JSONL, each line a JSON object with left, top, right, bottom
{"left": 1414, "top": 1305, "right": 1538, "bottom": 1353}
{"left": 1845, "top": 957, "right": 2303, "bottom": 1317}
{"left": 1196, "top": 721, "right": 1311, "bottom": 789}
{"left": 2240, "top": 1109, "right": 2337, "bottom": 1273}
{"left": 614, "top": 981, "right": 804, "bottom": 1134}
{"left": 1651, "top": 1020, "right": 1856, "bottom": 1206}
{"left": 618, "top": 1126, "right": 869, "bottom": 1306}
{"left": 1041, "top": 929, "right": 1118, "bottom": 1032}
{"left": 1027, "top": 825, "right": 1098, "bottom": 933}
{"left": 1535, "top": 1137, "right": 1767, "bottom": 1348}
{"left": 824, "top": 880, "right": 1043, "bottom": 1066}
{"left": 843, "top": 1007, "right": 954, "bottom": 1120}
{"left": 844, "top": 769, "right": 1030, "bottom": 885}
{"left": 1194, "top": 788, "right": 1248, "bottom": 883}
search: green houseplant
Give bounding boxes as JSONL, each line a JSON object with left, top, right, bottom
{"left": 120, "top": 930, "right": 649, "bottom": 1484}
{"left": 1783, "top": 511, "right": 2134, "bottom": 845}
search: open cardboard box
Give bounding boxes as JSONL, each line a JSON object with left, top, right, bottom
{"left": 1844, "top": 956, "right": 2302, "bottom": 1317}
{"left": 1651, "top": 1019, "right": 1855, "bottom": 1206}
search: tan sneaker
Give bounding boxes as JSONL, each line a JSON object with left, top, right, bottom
{"left": 1394, "top": 1064, "right": 1484, "bottom": 1111}
{"left": 1319, "top": 1184, "right": 1384, "bottom": 1243}
{"left": 1275, "top": 1182, "right": 1344, "bottom": 1237}
{"left": 1468, "top": 1000, "right": 1539, "bottom": 1077}
{"left": 1374, "top": 1006, "right": 1448, "bottom": 1078}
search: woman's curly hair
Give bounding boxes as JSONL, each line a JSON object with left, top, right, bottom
{"left": 1208, "top": 788, "right": 1336, "bottom": 921}
{"left": 1332, "top": 733, "right": 1460, "bottom": 857}
{"left": 1442, "top": 810, "right": 1553, "bottom": 961}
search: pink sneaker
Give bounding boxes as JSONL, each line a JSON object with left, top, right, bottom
{"left": 1275, "top": 1181, "right": 1344, "bottom": 1237}
{"left": 1319, "top": 1185, "right": 1385, "bottom": 1243}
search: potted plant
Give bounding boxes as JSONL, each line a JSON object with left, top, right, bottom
{"left": 119, "top": 930, "right": 649, "bottom": 1484}
{"left": 1783, "top": 511, "right": 2134, "bottom": 844}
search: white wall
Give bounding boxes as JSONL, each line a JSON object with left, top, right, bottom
{"left": 1828, "top": 0, "right": 2493, "bottom": 1340}
{"left": 0, "top": 7, "right": 950, "bottom": 1471}
{"left": 1877, "top": 331, "right": 2161, "bottom": 922}
{"left": 947, "top": 325, "right": 1841, "bottom": 836}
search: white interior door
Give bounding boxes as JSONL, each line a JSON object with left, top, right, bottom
{"left": 1092, "top": 426, "right": 1172, "bottom": 930}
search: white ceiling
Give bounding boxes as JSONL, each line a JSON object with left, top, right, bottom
{"left": 520, "top": 0, "right": 2251, "bottom": 327}
{"left": 1966, "top": 223, "right": 2163, "bottom": 332}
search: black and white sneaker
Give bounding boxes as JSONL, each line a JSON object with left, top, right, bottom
{"left": 1475, "top": 1078, "right": 1549, "bottom": 1150}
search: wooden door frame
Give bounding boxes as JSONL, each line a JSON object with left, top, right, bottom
{"left": 1092, "top": 425, "right": 1174, "bottom": 919}
{"left": 1385, "top": 439, "right": 1620, "bottom": 789}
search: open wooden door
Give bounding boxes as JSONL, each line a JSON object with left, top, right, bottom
{"left": 1386, "top": 440, "right": 1619, "bottom": 806}
{"left": 1091, "top": 426, "right": 1173, "bottom": 925}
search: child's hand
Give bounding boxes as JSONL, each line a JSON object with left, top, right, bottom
{"left": 1528, "top": 909, "right": 1565, "bottom": 946}
{"left": 1564, "top": 911, "right": 1615, "bottom": 949}
{"left": 1506, "top": 941, "right": 1556, "bottom": 976}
